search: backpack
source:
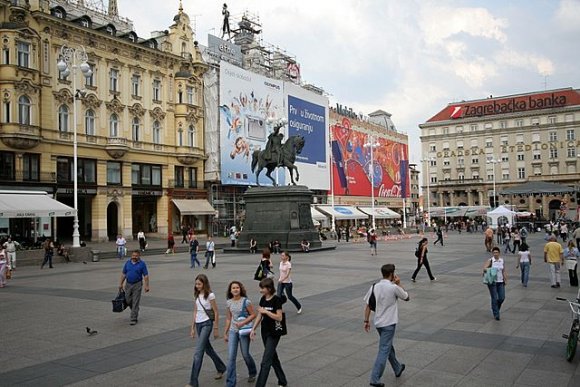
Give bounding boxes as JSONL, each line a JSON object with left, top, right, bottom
{"left": 414, "top": 246, "right": 421, "bottom": 258}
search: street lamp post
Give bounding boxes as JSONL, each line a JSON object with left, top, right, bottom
{"left": 364, "top": 134, "right": 379, "bottom": 230}
{"left": 487, "top": 157, "right": 499, "bottom": 208}
{"left": 421, "top": 157, "right": 435, "bottom": 229}
{"left": 57, "top": 45, "right": 92, "bottom": 248}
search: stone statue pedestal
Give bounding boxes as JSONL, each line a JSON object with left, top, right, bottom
{"left": 236, "top": 185, "right": 322, "bottom": 252}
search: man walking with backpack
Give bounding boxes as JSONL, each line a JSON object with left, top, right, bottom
{"left": 364, "top": 264, "right": 409, "bottom": 387}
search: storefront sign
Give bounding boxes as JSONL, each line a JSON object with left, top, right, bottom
{"left": 133, "top": 190, "right": 162, "bottom": 196}
{"left": 435, "top": 140, "right": 580, "bottom": 159}
{"left": 56, "top": 188, "right": 97, "bottom": 195}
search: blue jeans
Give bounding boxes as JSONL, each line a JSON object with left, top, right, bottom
{"left": 190, "top": 252, "right": 200, "bottom": 268}
{"left": 255, "top": 333, "right": 286, "bottom": 387}
{"left": 204, "top": 251, "right": 215, "bottom": 268}
{"left": 370, "top": 324, "right": 403, "bottom": 384}
{"left": 519, "top": 262, "right": 530, "bottom": 287}
{"left": 117, "top": 245, "right": 125, "bottom": 259}
{"left": 189, "top": 320, "right": 226, "bottom": 387}
{"left": 226, "top": 330, "right": 257, "bottom": 387}
{"left": 487, "top": 282, "right": 505, "bottom": 319}
{"left": 277, "top": 282, "right": 301, "bottom": 310}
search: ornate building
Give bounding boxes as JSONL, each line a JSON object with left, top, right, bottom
{"left": 0, "top": 0, "right": 208, "bottom": 241}
{"left": 420, "top": 88, "right": 580, "bottom": 220}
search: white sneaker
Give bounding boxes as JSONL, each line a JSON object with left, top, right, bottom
{"left": 297, "top": 308, "right": 302, "bottom": 314}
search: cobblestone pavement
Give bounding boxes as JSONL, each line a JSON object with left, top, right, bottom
{"left": 1, "top": 232, "right": 580, "bottom": 386}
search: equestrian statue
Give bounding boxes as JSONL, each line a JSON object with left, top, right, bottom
{"left": 251, "top": 120, "right": 305, "bottom": 186}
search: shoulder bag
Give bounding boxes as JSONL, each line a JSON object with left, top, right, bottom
{"left": 368, "top": 283, "right": 377, "bottom": 311}
{"left": 197, "top": 296, "right": 215, "bottom": 321}
{"left": 236, "top": 298, "right": 253, "bottom": 336}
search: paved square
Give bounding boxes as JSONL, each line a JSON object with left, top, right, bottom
{"left": 2, "top": 232, "right": 580, "bottom": 386}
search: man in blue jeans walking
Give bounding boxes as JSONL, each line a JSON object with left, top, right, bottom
{"left": 364, "top": 264, "right": 409, "bottom": 387}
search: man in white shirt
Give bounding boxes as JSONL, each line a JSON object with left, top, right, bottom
{"left": 3, "top": 237, "right": 20, "bottom": 270}
{"left": 363, "top": 264, "right": 409, "bottom": 387}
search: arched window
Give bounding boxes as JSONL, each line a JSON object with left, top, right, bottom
{"left": 18, "top": 95, "right": 31, "bottom": 125}
{"left": 109, "top": 114, "right": 119, "bottom": 137}
{"left": 177, "top": 128, "right": 183, "bottom": 146}
{"left": 152, "top": 120, "right": 161, "bottom": 144}
{"left": 58, "top": 105, "right": 69, "bottom": 132}
{"left": 85, "top": 109, "right": 95, "bottom": 135}
{"left": 132, "top": 117, "right": 140, "bottom": 141}
{"left": 187, "top": 125, "right": 195, "bottom": 147}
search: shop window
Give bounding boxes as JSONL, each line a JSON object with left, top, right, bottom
{"left": 56, "top": 157, "right": 96, "bottom": 183}
{"left": 131, "top": 163, "right": 162, "bottom": 186}
{"left": 107, "top": 161, "right": 122, "bottom": 185}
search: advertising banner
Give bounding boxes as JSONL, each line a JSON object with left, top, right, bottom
{"left": 331, "top": 117, "right": 409, "bottom": 198}
{"left": 219, "top": 62, "right": 285, "bottom": 186}
{"left": 207, "top": 34, "right": 243, "bottom": 67}
{"left": 284, "top": 82, "right": 329, "bottom": 190}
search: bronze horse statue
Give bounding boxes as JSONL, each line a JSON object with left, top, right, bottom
{"left": 251, "top": 135, "right": 305, "bottom": 186}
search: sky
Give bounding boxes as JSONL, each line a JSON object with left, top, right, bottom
{"left": 120, "top": 0, "right": 580, "bottom": 165}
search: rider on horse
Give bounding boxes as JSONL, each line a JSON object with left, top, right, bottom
{"left": 263, "top": 122, "right": 284, "bottom": 166}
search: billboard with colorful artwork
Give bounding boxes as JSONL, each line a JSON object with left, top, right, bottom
{"left": 331, "top": 117, "right": 410, "bottom": 198}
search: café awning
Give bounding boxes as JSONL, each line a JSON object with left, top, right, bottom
{"left": 311, "top": 206, "right": 327, "bottom": 221}
{"left": 316, "top": 205, "right": 368, "bottom": 220}
{"left": 358, "top": 206, "right": 401, "bottom": 219}
{"left": 172, "top": 199, "right": 216, "bottom": 215}
{"left": 0, "top": 191, "right": 76, "bottom": 218}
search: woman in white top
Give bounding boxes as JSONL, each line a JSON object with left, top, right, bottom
{"left": 516, "top": 242, "right": 532, "bottom": 287}
{"left": 187, "top": 274, "right": 226, "bottom": 387}
{"left": 483, "top": 246, "right": 507, "bottom": 320}
{"left": 564, "top": 240, "right": 579, "bottom": 287}
{"left": 137, "top": 230, "right": 146, "bottom": 252}
{"left": 277, "top": 251, "right": 302, "bottom": 314}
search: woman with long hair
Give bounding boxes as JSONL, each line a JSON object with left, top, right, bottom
{"left": 277, "top": 251, "right": 302, "bottom": 313}
{"left": 224, "top": 281, "right": 257, "bottom": 386}
{"left": 251, "top": 278, "right": 288, "bottom": 387}
{"left": 483, "top": 246, "right": 507, "bottom": 320}
{"left": 187, "top": 274, "right": 226, "bottom": 387}
{"left": 411, "top": 238, "right": 436, "bottom": 282}
{"left": 516, "top": 242, "right": 532, "bottom": 287}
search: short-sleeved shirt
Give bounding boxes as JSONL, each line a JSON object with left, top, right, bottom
{"left": 489, "top": 258, "right": 505, "bottom": 282}
{"left": 122, "top": 259, "right": 148, "bottom": 284}
{"left": 227, "top": 297, "right": 252, "bottom": 332}
{"left": 206, "top": 241, "right": 215, "bottom": 252}
{"left": 116, "top": 237, "right": 126, "bottom": 246}
{"left": 279, "top": 261, "right": 292, "bottom": 283}
{"left": 485, "top": 229, "right": 493, "bottom": 238}
{"left": 190, "top": 239, "right": 199, "bottom": 252}
{"left": 195, "top": 292, "right": 216, "bottom": 323}
{"left": 364, "top": 279, "right": 408, "bottom": 328}
{"left": 518, "top": 251, "right": 531, "bottom": 263}
{"left": 259, "top": 295, "right": 283, "bottom": 336}
{"left": 544, "top": 241, "right": 564, "bottom": 263}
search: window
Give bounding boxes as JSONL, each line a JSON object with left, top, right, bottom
{"left": 443, "top": 160, "right": 450, "bottom": 166}
{"left": 458, "top": 158, "right": 464, "bottom": 166}
{"left": 107, "top": 161, "right": 122, "bottom": 185}
{"left": 458, "top": 174, "right": 465, "bottom": 181}
{"left": 567, "top": 129, "right": 575, "bottom": 141}
{"left": 487, "top": 174, "right": 494, "bottom": 181}
{"left": 500, "top": 136, "right": 508, "bottom": 146}
{"left": 85, "top": 64, "right": 94, "bottom": 87}
{"left": 549, "top": 131, "right": 557, "bottom": 142}
{"left": 501, "top": 156, "right": 509, "bottom": 162}
{"left": 470, "top": 139, "right": 478, "bottom": 148}
{"left": 470, "top": 124, "right": 477, "bottom": 132}
{"left": 550, "top": 165, "right": 559, "bottom": 175}
{"left": 85, "top": 109, "right": 95, "bottom": 136}
{"left": 429, "top": 144, "right": 436, "bottom": 152}
{"left": 0, "top": 151, "right": 15, "bottom": 180}
{"left": 54, "top": 9, "right": 63, "bottom": 18}
{"left": 548, "top": 116, "right": 557, "bottom": 124}
{"left": 106, "top": 26, "right": 114, "bottom": 35}
{"left": 80, "top": 19, "right": 89, "bottom": 28}
{"left": 456, "top": 126, "right": 463, "bottom": 133}
{"left": 566, "top": 114, "right": 575, "bottom": 122}
{"left": 3, "top": 101, "right": 10, "bottom": 123}
{"left": 456, "top": 140, "right": 464, "bottom": 149}
{"left": 430, "top": 176, "right": 437, "bottom": 183}
{"left": 177, "top": 128, "right": 183, "bottom": 146}
{"left": 516, "top": 134, "right": 524, "bottom": 144}
{"left": 472, "top": 157, "right": 479, "bottom": 164}
{"left": 109, "top": 114, "right": 119, "bottom": 137}
{"left": 517, "top": 154, "right": 524, "bottom": 161}
{"left": 152, "top": 79, "right": 161, "bottom": 101}
{"left": 2, "top": 47, "right": 8, "bottom": 64}
{"left": 17, "top": 42, "right": 30, "bottom": 68}
{"left": 550, "top": 148, "right": 558, "bottom": 159}
{"left": 485, "top": 139, "right": 493, "bottom": 148}
{"left": 22, "top": 153, "right": 39, "bottom": 181}
{"left": 430, "top": 160, "right": 436, "bottom": 167}
{"left": 131, "top": 75, "right": 140, "bottom": 96}
{"left": 131, "top": 163, "right": 162, "bottom": 186}
{"left": 174, "top": 166, "right": 184, "bottom": 188}
{"left": 18, "top": 95, "right": 31, "bottom": 125}
{"left": 442, "top": 142, "right": 449, "bottom": 150}
{"left": 181, "top": 42, "right": 187, "bottom": 58}
{"left": 58, "top": 105, "right": 69, "bottom": 132}
{"left": 188, "top": 167, "right": 197, "bottom": 188}
{"left": 473, "top": 172, "right": 480, "bottom": 180}
{"left": 534, "top": 167, "right": 542, "bottom": 176}
{"left": 484, "top": 123, "right": 493, "bottom": 130}
{"left": 532, "top": 132, "right": 540, "bottom": 143}
{"left": 57, "top": 157, "right": 96, "bottom": 183}
{"left": 187, "top": 125, "right": 195, "bottom": 147}
{"left": 515, "top": 119, "right": 523, "bottom": 127}
{"left": 186, "top": 86, "right": 194, "bottom": 104}
{"left": 132, "top": 117, "right": 140, "bottom": 141}
{"left": 152, "top": 120, "right": 161, "bottom": 144}
{"left": 531, "top": 117, "right": 540, "bottom": 125}
{"left": 110, "top": 69, "right": 119, "bottom": 92}
{"left": 568, "top": 147, "right": 576, "bottom": 158}
{"left": 533, "top": 151, "right": 541, "bottom": 160}
{"left": 441, "top": 127, "right": 449, "bottom": 135}
{"left": 499, "top": 121, "right": 507, "bottom": 129}
{"left": 502, "top": 173, "right": 510, "bottom": 180}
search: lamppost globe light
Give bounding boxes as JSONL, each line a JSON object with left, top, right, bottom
{"left": 83, "top": 68, "right": 93, "bottom": 78}
{"left": 57, "top": 59, "right": 68, "bottom": 72}
{"left": 79, "top": 61, "right": 91, "bottom": 74}
{"left": 60, "top": 67, "right": 71, "bottom": 78}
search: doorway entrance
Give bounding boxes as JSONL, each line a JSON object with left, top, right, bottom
{"left": 107, "top": 201, "right": 119, "bottom": 241}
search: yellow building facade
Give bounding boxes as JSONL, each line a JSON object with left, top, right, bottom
{"left": 0, "top": 0, "right": 208, "bottom": 242}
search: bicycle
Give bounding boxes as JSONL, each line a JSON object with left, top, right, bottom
{"left": 556, "top": 297, "right": 580, "bottom": 361}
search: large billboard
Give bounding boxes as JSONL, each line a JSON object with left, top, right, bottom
{"left": 219, "top": 62, "right": 285, "bottom": 186}
{"left": 219, "top": 62, "right": 329, "bottom": 189}
{"left": 331, "top": 116, "right": 410, "bottom": 198}
{"left": 207, "top": 34, "right": 243, "bottom": 67}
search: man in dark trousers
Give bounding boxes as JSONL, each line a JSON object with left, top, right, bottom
{"left": 434, "top": 226, "right": 444, "bottom": 246}
{"left": 181, "top": 224, "right": 188, "bottom": 243}
{"left": 364, "top": 264, "right": 409, "bottom": 387}
{"left": 119, "top": 250, "right": 150, "bottom": 325}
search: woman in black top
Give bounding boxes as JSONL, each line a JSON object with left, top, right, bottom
{"left": 411, "top": 237, "right": 436, "bottom": 282}
{"left": 251, "top": 278, "right": 287, "bottom": 387}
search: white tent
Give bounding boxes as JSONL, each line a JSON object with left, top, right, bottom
{"left": 487, "top": 206, "right": 516, "bottom": 229}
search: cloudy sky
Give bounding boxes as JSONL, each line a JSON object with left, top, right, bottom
{"left": 121, "top": 0, "right": 580, "bottom": 164}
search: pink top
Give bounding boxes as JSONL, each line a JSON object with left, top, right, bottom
{"left": 279, "top": 261, "right": 292, "bottom": 283}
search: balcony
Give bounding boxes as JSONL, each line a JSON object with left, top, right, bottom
{"left": 0, "top": 123, "right": 41, "bottom": 149}
{"left": 105, "top": 137, "right": 128, "bottom": 159}
{"left": 175, "top": 145, "right": 205, "bottom": 165}
{"left": 434, "top": 178, "right": 484, "bottom": 187}
{"left": 528, "top": 174, "right": 580, "bottom": 183}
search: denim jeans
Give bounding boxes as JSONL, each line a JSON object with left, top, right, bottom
{"left": 255, "top": 333, "right": 287, "bottom": 387}
{"left": 190, "top": 252, "right": 200, "bottom": 268}
{"left": 487, "top": 282, "right": 505, "bottom": 319}
{"left": 370, "top": 324, "right": 403, "bottom": 384}
{"left": 204, "top": 251, "right": 215, "bottom": 268}
{"left": 277, "top": 282, "right": 302, "bottom": 310}
{"left": 189, "top": 319, "right": 226, "bottom": 387}
{"left": 519, "top": 262, "right": 530, "bottom": 287}
{"left": 117, "top": 245, "right": 125, "bottom": 259}
{"left": 226, "top": 330, "right": 257, "bottom": 387}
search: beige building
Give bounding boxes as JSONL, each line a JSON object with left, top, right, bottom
{"left": 420, "top": 87, "right": 580, "bottom": 220}
{"left": 0, "top": 0, "right": 209, "bottom": 241}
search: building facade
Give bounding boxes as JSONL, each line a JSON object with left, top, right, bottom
{"left": 420, "top": 88, "right": 580, "bottom": 220}
{"left": 0, "top": 0, "right": 208, "bottom": 241}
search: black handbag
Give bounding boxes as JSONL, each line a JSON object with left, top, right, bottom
{"left": 112, "top": 289, "right": 128, "bottom": 313}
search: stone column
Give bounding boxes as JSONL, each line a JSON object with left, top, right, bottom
{"left": 438, "top": 190, "right": 444, "bottom": 207}
{"left": 528, "top": 194, "right": 534, "bottom": 212}
{"left": 92, "top": 193, "right": 108, "bottom": 242}
{"left": 449, "top": 191, "right": 455, "bottom": 206}
{"left": 479, "top": 191, "right": 484, "bottom": 206}
{"left": 467, "top": 191, "right": 473, "bottom": 206}
{"left": 542, "top": 195, "right": 548, "bottom": 220}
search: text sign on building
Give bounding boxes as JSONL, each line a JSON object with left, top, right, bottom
{"left": 207, "top": 34, "right": 242, "bottom": 66}
{"left": 287, "top": 95, "right": 326, "bottom": 165}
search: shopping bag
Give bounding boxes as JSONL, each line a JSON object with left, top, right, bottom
{"left": 112, "top": 289, "right": 128, "bottom": 313}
